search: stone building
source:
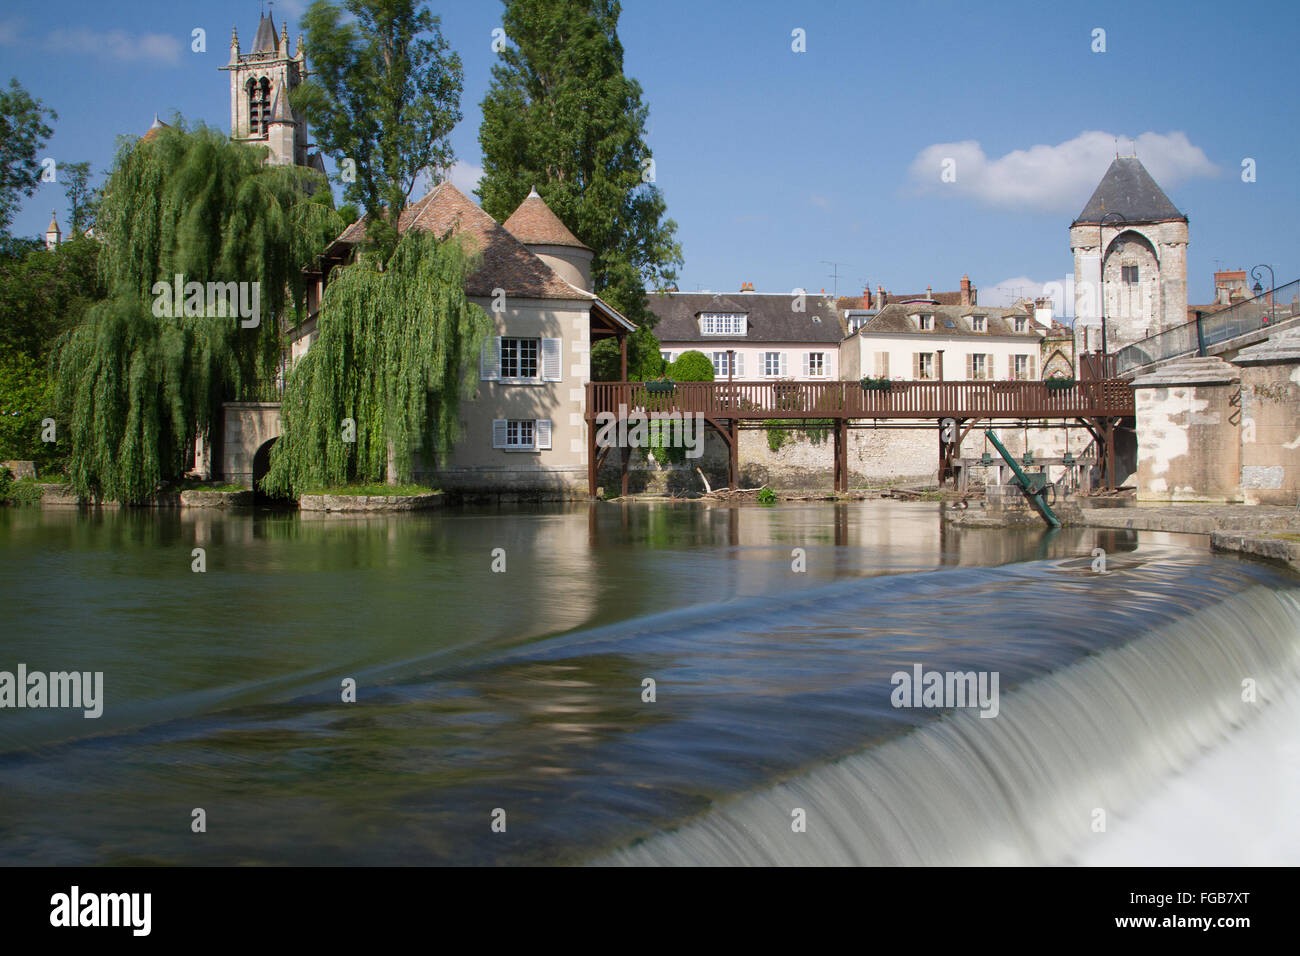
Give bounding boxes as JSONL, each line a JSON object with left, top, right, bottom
{"left": 277, "top": 182, "right": 634, "bottom": 494}
{"left": 220, "top": 12, "right": 323, "bottom": 171}
{"left": 1070, "top": 157, "right": 1189, "bottom": 354}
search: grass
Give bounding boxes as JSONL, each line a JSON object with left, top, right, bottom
{"left": 303, "top": 483, "right": 440, "bottom": 497}
{"left": 1, "top": 476, "right": 44, "bottom": 505}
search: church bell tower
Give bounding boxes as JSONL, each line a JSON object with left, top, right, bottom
{"left": 221, "top": 12, "right": 317, "bottom": 168}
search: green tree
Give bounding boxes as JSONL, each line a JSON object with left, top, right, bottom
{"left": 265, "top": 230, "right": 492, "bottom": 495}
{"left": 61, "top": 161, "right": 99, "bottom": 235}
{"left": 51, "top": 121, "right": 341, "bottom": 503}
{"left": 293, "top": 0, "right": 464, "bottom": 257}
{"left": 0, "top": 234, "right": 104, "bottom": 361}
{"left": 0, "top": 351, "right": 57, "bottom": 471}
{"left": 477, "top": 0, "right": 683, "bottom": 333}
{"left": 0, "top": 79, "right": 56, "bottom": 236}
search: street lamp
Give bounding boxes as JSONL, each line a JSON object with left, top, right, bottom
{"left": 1098, "top": 211, "right": 1127, "bottom": 360}
{"left": 1251, "top": 264, "right": 1276, "bottom": 325}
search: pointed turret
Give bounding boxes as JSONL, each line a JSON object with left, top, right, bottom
{"left": 229, "top": 26, "right": 239, "bottom": 64}
{"left": 502, "top": 186, "right": 593, "bottom": 291}
{"left": 252, "top": 13, "right": 277, "bottom": 54}
{"left": 45, "top": 211, "right": 61, "bottom": 250}
{"left": 1073, "top": 157, "right": 1186, "bottom": 225}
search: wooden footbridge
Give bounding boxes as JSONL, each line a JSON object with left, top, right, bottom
{"left": 585, "top": 378, "right": 1135, "bottom": 495}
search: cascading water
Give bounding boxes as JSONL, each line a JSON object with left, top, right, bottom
{"left": 603, "top": 585, "right": 1300, "bottom": 865}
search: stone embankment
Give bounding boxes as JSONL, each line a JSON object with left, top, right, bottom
{"left": 298, "top": 492, "right": 444, "bottom": 513}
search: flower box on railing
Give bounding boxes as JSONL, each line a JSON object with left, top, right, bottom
{"left": 860, "top": 376, "right": 893, "bottom": 392}
{"left": 643, "top": 380, "right": 676, "bottom": 394}
{"left": 1044, "top": 377, "right": 1076, "bottom": 391}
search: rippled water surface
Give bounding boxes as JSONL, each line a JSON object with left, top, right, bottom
{"left": 0, "top": 501, "right": 1295, "bottom": 865}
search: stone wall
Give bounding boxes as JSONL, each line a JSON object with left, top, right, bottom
{"left": 1234, "top": 330, "right": 1300, "bottom": 505}
{"left": 1131, "top": 357, "right": 1242, "bottom": 502}
{"left": 594, "top": 419, "right": 1103, "bottom": 493}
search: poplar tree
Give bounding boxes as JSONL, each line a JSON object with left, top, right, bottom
{"left": 477, "top": 0, "right": 682, "bottom": 378}
{"left": 292, "top": 0, "right": 464, "bottom": 258}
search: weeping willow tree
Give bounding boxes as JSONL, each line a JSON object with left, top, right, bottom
{"left": 51, "top": 120, "right": 341, "bottom": 502}
{"left": 264, "top": 229, "right": 491, "bottom": 496}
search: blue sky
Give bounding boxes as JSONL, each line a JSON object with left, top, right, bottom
{"left": 2, "top": 0, "right": 1297, "bottom": 312}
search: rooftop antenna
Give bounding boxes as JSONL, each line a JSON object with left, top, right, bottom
{"left": 1114, "top": 137, "right": 1118, "bottom": 158}
{"left": 1130, "top": 138, "right": 1137, "bottom": 157}
{"left": 821, "top": 260, "right": 846, "bottom": 299}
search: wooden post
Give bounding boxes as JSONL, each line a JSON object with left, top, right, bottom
{"left": 620, "top": 445, "right": 630, "bottom": 497}
{"left": 587, "top": 414, "right": 598, "bottom": 496}
{"left": 728, "top": 420, "right": 738, "bottom": 490}
{"left": 1104, "top": 419, "right": 1116, "bottom": 491}
{"left": 619, "top": 333, "right": 628, "bottom": 381}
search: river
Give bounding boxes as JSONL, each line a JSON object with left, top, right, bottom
{"left": 1, "top": 501, "right": 1296, "bottom": 865}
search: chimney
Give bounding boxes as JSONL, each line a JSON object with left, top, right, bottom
{"left": 960, "top": 274, "right": 971, "bottom": 306}
{"left": 873, "top": 285, "right": 885, "bottom": 310}
{"left": 1216, "top": 284, "right": 1230, "bottom": 306}
{"left": 861, "top": 284, "right": 871, "bottom": 310}
{"left": 925, "top": 285, "right": 932, "bottom": 300}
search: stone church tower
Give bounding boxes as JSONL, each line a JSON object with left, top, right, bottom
{"left": 221, "top": 12, "right": 321, "bottom": 170}
{"left": 1070, "top": 157, "right": 1188, "bottom": 354}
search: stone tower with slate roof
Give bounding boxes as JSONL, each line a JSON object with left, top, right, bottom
{"left": 1070, "top": 156, "right": 1189, "bottom": 354}
{"left": 221, "top": 12, "right": 321, "bottom": 170}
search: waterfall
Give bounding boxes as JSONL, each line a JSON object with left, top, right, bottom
{"left": 604, "top": 586, "right": 1300, "bottom": 865}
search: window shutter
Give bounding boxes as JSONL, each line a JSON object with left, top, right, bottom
{"left": 802, "top": 353, "right": 811, "bottom": 378}
{"left": 880, "top": 352, "right": 890, "bottom": 378}
{"left": 480, "top": 336, "right": 500, "bottom": 380}
{"left": 734, "top": 353, "right": 745, "bottom": 377}
{"left": 535, "top": 419, "right": 552, "bottom": 450}
{"left": 965, "top": 354, "right": 974, "bottom": 380}
{"left": 1030, "top": 355, "right": 1037, "bottom": 380}
{"left": 987, "top": 354, "right": 995, "bottom": 380}
{"left": 912, "top": 353, "right": 920, "bottom": 379}
{"left": 492, "top": 419, "right": 508, "bottom": 449}
{"left": 780, "top": 352, "right": 788, "bottom": 377}
{"left": 541, "top": 338, "right": 562, "bottom": 382}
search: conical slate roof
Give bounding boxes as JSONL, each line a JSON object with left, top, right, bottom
{"left": 252, "top": 13, "right": 277, "bottom": 54}
{"left": 1074, "top": 157, "right": 1185, "bottom": 224}
{"left": 502, "top": 187, "right": 590, "bottom": 250}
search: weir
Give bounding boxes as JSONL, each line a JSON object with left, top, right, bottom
{"left": 602, "top": 584, "right": 1300, "bottom": 866}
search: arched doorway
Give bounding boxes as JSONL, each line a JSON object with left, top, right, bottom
{"left": 251, "top": 438, "right": 292, "bottom": 506}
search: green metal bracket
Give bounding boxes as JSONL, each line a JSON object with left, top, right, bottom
{"left": 985, "top": 429, "right": 1061, "bottom": 528}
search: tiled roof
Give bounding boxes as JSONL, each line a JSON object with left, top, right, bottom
{"left": 1074, "top": 157, "right": 1185, "bottom": 224}
{"left": 331, "top": 182, "right": 594, "bottom": 301}
{"left": 855, "top": 303, "right": 1041, "bottom": 338}
{"left": 647, "top": 291, "right": 846, "bottom": 343}
{"left": 502, "top": 188, "right": 589, "bottom": 249}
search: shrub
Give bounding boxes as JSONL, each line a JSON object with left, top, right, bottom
{"left": 757, "top": 487, "right": 777, "bottom": 504}
{"left": 667, "top": 350, "right": 714, "bottom": 382}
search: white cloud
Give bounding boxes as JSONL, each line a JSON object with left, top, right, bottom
{"left": 446, "top": 160, "right": 484, "bottom": 198}
{"left": 46, "top": 28, "right": 182, "bottom": 65}
{"left": 908, "top": 130, "right": 1218, "bottom": 211}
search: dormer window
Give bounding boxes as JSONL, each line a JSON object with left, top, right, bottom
{"left": 1014, "top": 316, "right": 1028, "bottom": 333}
{"left": 699, "top": 312, "right": 747, "bottom": 336}
{"left": 970, "top": 314, "right": 986, "bottom": 332}
{"left": 914, "top": 313, "right": 934, "bottom": 331}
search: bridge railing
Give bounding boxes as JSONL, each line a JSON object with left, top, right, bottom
{"left": 588, "top": 379, "right": 1134, "bottom": 420}
{"left": 1115, "top": 278, "right": 1300, "bottom": 375}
